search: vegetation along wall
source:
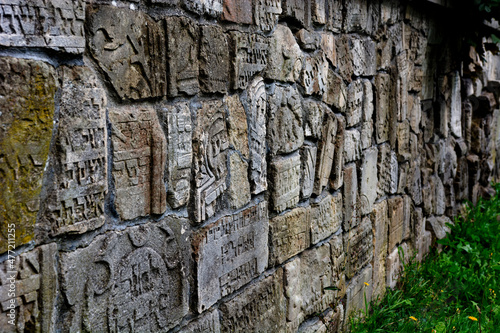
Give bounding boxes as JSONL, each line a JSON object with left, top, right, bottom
{"left": 1, "top": 0, "right": 500, "bottom": 332}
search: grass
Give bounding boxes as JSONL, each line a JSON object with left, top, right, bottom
{"left": 349, "top": 183, "right": 500, "bottom": 333}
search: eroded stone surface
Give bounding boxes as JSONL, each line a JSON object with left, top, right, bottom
{"left": 314, "top": 112, "right": 337, "bottom": 195}
{"left": 0, "top": 57, "right": 57, "bottom": 253}
{"left": 344, "top": 216, "right": 373, "bottom": 279}
{"left": 266, "top": 25, "right": 302, "bottom": 82}
{"left": 377, "top": 144, "right": 398, "bottom": 197}
{"left": 270, "top": 152, "right": 301, "bottom": 212}
{"left": 228, "top": 152, "right": 251, "bottom": 209}
{"left": 178, "top": 309, "right": 221, "bottom": 333}
{"left": 351, "top": 36, "right": 376, "bottom": 77}
{"left": 323, "top": 70, "right": 347, "bottom": 112}
{"left": 375, "top": 73, "right": 392, "bottom": 144}
{"left": 331, "top": 115, "right": 346, "bottom": 190}
{"left": 222, "top": 0, "right": 252, "bottom": 23}
{"left": 388, "top": 196, "right": 404, "bottom": 250}
{"left": 301, "top": 145, "right": 317, "bottom": 199}
{"left": 371, "top": 201, "right": 389, "bottom": 298}
{"left": 346, "top": 80, "right": 364, "bottom": 127}
{"left": 200, "top": 25, "right": 229, "bottom": 93}
{"left": 254, "top": 0, "right": 282, "bottom": 32}
{"left": 360, "top": 147, "right": 378, "bottom": 215}
{"left": 183, "top": 0, "right": 223, "bottom": 17}
{"left": 301, "top": 52, "right": 328, "bottom": 96}
{"left": 231, "top": 32, "right": 269, "bottom": 90}
{"left": 311, "top": 193, "right": 342, "bottom": 244}
{"left": 303, "top": 100, "right": 325, "bottom": 140}
{"left": 386, "top": 242, "right": 409, "bottom": 289}
{"left": 226, "top": 95, "right": 249, "bottom": 158}
{"left": 343, "top": 163, "right": 358, "bottom": 230}
{"left": 344, "top": 129, "right": 361, "bottom": 163}
{"left": 346, "top": 264, "right": 373, "bottom": 318}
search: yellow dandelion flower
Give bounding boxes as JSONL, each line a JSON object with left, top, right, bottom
{"left": 468, "top": 316, "right": 478, "bottom": 321}
{"left": 364, "top": 282, "right": 369, "bottom": 286}
{"left": 409, "top": 316, "right": 417, "bottom": 321}
{"left": 432, "top": 330, "right": 437, "bottom": 333}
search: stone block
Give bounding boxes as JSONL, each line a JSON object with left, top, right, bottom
{"left": 110, "top": 106, "right": 167, "bottom": 220}
{"left": 0, "top": 244, "right": 57, "bottom": 333}
{"left": 345, "top": 264, "right": 373, "bottom": 318}
{"left": 322, "top": 69, "right": 347, "bottom": 112}
{"left": 226, "top": 95, "right": 249, "bottom": 158}
{"left": 183, "top": 0, "right": 223, "bottom": 17}
{"left": 230, "top": 32, "right": 268, "bottom": 90}
{"left": 269, "top": 207, "right": 311, "bottom": 265}
{"left": 220, "top": 268, "right": 285, "bottom": 332}
{"left": 371, "top": 201, "right": 388, "bottom": 298}
{"left": 450, "top": 71, "right": 462, "bottom": 138}
{"left": 311, "top": 193, "right": 342, "bottom": 244}
{"left": 360, "top": 147, "right": 378, "bottom": 215}
{"left": 301, "top": 51, "right": 328, "bottom": 96}
{"left": 330, "top": 234, "right": 346, "bottom": 300}
{"left": 343, "top": 163, "right": 358, "bottom": 230}
{"left": 270, "top": 152, "right": 301, "bottom": 213}
{"left": 409, "top": 93, "right": 421, "bottom": 133}
{"left": 377, "top": 144, "right": 398, "bottom": 197}
{"left": 194, "top": 202, "right": 269, "bottom": 312}
{"left": 247, "top": 77, "right": 268, "bottom": 194}
{"left": 344, "top": 216, "right": 373, "bottom": 279}
{"left": 331, "top": 115, "right": 346, "bottom": 190}
{"left": 344, "top": 129, "right": 361, "bottom": 163}
{"left": 344, "top": 0, "right": 368, "bottom": 33}
{"left": 88, "top": 7, "right": 166, "bottom": 100}
{"left": 178, "top": 309, "right": 221, "bottom": 333}
{"left": 361, "top": 121, "right": 373, "bottom": 149}
{"left": 0, "top": 57, "right": 57, "bottom": 253}
{"left": 266, "top": 25, "right": 302, "bottom": 83}
{"left": 375, "top": 73, "right": 393, "bottom": 144}
{"left": 321, "top": 32, "right": 336, "bottom": 67}
{"left": 297, "top": 306, "right": 344, "bottom": 333}
{"left": 222, "top": 0, "right": 253, "bottom": 23}
{"left": 397, "top": 120, "right": 411, "bottom": 160}
{"left": 61, "top": 218, "right": 189, "bottom": 332}
{"left": 427, "top": 216, "right": 452, "bottom": 240}
{"left": 386, "top": 243, "right": 409, "bottom": 289}
{"left": 327, "top": 0, "right": 343, "bottom": 32}
{"left": 388, "top": 197, "right": 404, "bottom": 250}
{"left": 296, "top": 29, "right": 321, "bottom": 50}
{"left": 157, "top": 102, "right": 192, "bottom": 209}
{"left": 337, "top": 35, "right": 353, "bottom": 83}
{"left": 363, "top": 79, "right": 374, "bottom": 121}
{"left": 281, "top": 0, "right": 311, "bottom": 27}
{"left": 314, "top": 112, "right": 337, "bottom": 195}
{"left": 351, "top": 37, "right": 376, "bottom": 77}
{"left": 47, "top": 66, "right": 107, "bottom": 236}
{"left": 311, "top": 0, "right": 326, "bottom": 24}
{"left": 301, "top": 144, "right": 317, "bottom": 199}
{"left": 303, "top": 100, "right": 325, "bottom": 140}
{"left": 346, "top": 80, "right": 364, "bottom": 127}
{"left": 200, "top": 25, "right": 229, "bottom": 93}
{"left": 193, "top": 100, "right": 229, "bottom": 222}
{"left": 0, "top": 0, "right": 85, "bottom": 53}
{"left": 254, "top": 0, "right": 282, "bottom": 32}
{"left": 228, "top": 152, "right": 251, "bottom": 210}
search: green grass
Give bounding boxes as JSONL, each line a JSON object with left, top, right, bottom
{"left": 349, "top": 183, "right": 500, "bottom": 333}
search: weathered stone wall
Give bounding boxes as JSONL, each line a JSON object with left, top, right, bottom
{"left": 1, "top": 0, "right": 499, "bottom": 332}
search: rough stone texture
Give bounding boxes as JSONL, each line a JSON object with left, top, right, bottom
{"left": 0, "top": 0, "right": 85, "bottom": 53}
{"left": 110, "top": 106, "right": 167, "bottom": 220}
{"left": 303, "top": 100, "right": 325, "bottom": 140}
{"left": 388, "top": 196, "right": 404, "bottom": 251}
{"left": 270, "top": 152, "right": 301, "bottom": 213}
{"left": 226, "top": 95, "right": 250, "bottom": 159}
{"left": 321, "top": 32, "right": 336, "bottom": 67}
{"left": 346, "top": 80, "right": 364, "bottom": 127}
{"left": 88, "top": 7, "right": 166, "bottom": 100}
{"left": 228, "top": 152, "right": 251, "bottom": 209}
{"left": 194, "top": 202, "right": 269, "bottom": 312}
{"left": 230, "top": 32, "right": 268, "bottom": 90}
{"left": 343, "top": 163, "right": 358, "bottom": 230}
{"left": 222, "top": 0, "right": 253, "bottom": 24}
{"left": 331, "top": 115, "right": 346, "bottom": 190}
{"left": 427, "top": 216, "right": 452, "bottom": 240}
{"left": 375, "top": 73, "right": 392, "bottom": 144}
{"left": 314, "top": 112, "right": 337, "bottom": 195}
{"left": 296, "top": 29, "right": 320, "bottom": 51}
{"left": 61, "top": 218, "right": 189, "bottom": 332}
{"left": 220, "top": 268, "right": 285, "bottom": 332}
{"left": 0, "top": 243, "right": 57, "bottom": 333}
{"left": 344, "top": 129, "right": 361, "bottom": 163}
{"left": 200, "top": 25, "right": 229, "bottom": 93}
{"left": 254, "top": 0, "right": 282, "bottom": 32}
{"left": 247, "top": 77, "right": 268, "bottom": 194}
{"left": 267, "top": 85, "right": 304, "bottom": 155}
{"left": 284, "top": 243, "right": 334, "bottom": 333}
{"left": 0, "top": 58, "right": 56, "bottom": 253}
{"left": 337, "top": 35, "right": 353, "bottom": 83}
{"left": 371, "top": 201, "right": 389, "bottom": 298}
{"left": 47, "top": 66, "right": 107, "bottom": 236}
{"left": 301, "top": 51, "right": 328, "bottom": 96}
{"left": 266, "top": 25, "right": 302, "bottom": 83}
{"left": 178, "top": 309, "right": 221, "bottom": 333}
{"left": 269, "top": 206, "right": 311, "bottom": 265}
{"left": 360, "top": 147, "right": 378, "bottom": 216}
{"left": 281, "top": 0, "right": 310, "bottom": 27}
{"left": 157, "top": 103, "right": 192, "bottom": 209}
{"left": 297, "top": 306, "right": 344, "bottom": 333}
{"left": 327, "top": 0, "right": 343, "bottom": 32}
{"left": 301, "top": 145, "right": 317, "bottom": 199}
{"left": 193, "top": 100, "right": 229, "bottom": 222}
{"left": 330, "top": 234, "right": 346, "bottom": 300}
{"left": 378, "top": 144, "right": 399, "bottom": 197}
{"left": 323, "top": 69, "right": 347, "bottom": 112}
{"left": 344, "top": 216, "right": 373, "bottom": 279}
{"left": 351, "top": 37, "right": 376, "bottom": 77}
{"left": 311, "top": 193, "right": 341, "bottom": 244}
{"left": 345, "top": 264, "right": 373, "bottom": 318}
{"left": 386, "top": 242, "right": 409, "bottom": 289}
{"left": 183, "top": 0, "right": 223, "bottom": 17}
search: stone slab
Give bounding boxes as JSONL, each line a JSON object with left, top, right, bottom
{"left": 254, "top": 0, "right": 282, "bottom": 32}
{"left": 343, "top": 163, "right": 358, "bottom": 230}
{"left": 360, "top": 147, "right": 378, "bottom": 216}
{"left": 301, "top": 51, "right": 328, "bottom": 96}
{"left": 226, "top": 94, "right": 249, "bottom": 159}
{"left": 311, "top": 193, "right": 342, "bottom": 244}
{"left": 371, "top": 201, "right": 388, "bottom": 298}
{"left": 270, "top": 152, "right": 301, "bottom": 213}
{"left": 344, "top": 216, "right": 373, "bottom": 279}
{"left": 230, "top": 32, "right": 269, "bottom": 90}
{"left": 222, "top": 0, "right": 252, "bottom": 24}
{"left": 228, "top": 152, "right": 251, "bottom": 210}
{"left": 313, "top": 112, "right": 337, "bottom": 195}
{"left": 266, "top": 24, "right": 302, "bottom": 83}
{"left": 200, "top": 25, "right": 229, "bottom": 93}
{"left": 301, "top": 144, "right": 317, "bottom": 199}
{"left": 179, "top": 309, "right": 221, "bottom": 333}
{"left": 388, "top": 196, "right": 404, "bottom": 250}
{"left": 345, "top": 264, "right": 373, "bottom": 318}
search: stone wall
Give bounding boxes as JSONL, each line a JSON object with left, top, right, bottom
{"left": 1, "top": 0, "right": 499, "bottom": 332}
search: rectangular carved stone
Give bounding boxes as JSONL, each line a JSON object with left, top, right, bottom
{"left": 346, "top": 80, "right": 364, "bottom": 127}
{"left": 360, "top": 147, "right": 378, "bottom": 216}
{"left": 344, "top": 0, "right": 368, "bottom": 32}
{"left": 311, "top": 0, "right": 326, "bottom": 24}
{"left": 183, "top": 0, "right": 223, "bottom": 17}
{"left": 377, "top": 143, "right": 398, "bottom": 197}
{"left": 304, "top": 100, "right": 325, "bottom": 140}
{"left": 282, "top": 0, "right": 310, "bottom": 27}
{"left": 331, "top": 114, "right": 346, "bottom": 190}
{"left": 230, "top": 32, "right": 269, "bottom": 90}
{"left": 270, "top": 152, "right": 301, "bottom": 212}
{"left": 268, "top": 85, "right": 304, "bottom": 154}
{"left": 314, "top": 112, "right": 337, "bottom": 195}
{"left": 194, "top": 202, "right": 268, "bottom": 312}
{"left": 269, "top": 206, "right": 311, "bottom": 265}
{"left": 301, "top": 51, "right": 328, "bottom": 96}
{"left": 387, "top": 242, "right": 409, "bottom": 289}
{"left": 228, "top": 152, "right": 251, "bottom": 209}
{"left": 371, "top": 201, "right": 388, "bottom": 298}
{"left": 388, "top": 196, "right": 404, "bottom": 250}
{"left": 327, "top": 0, "right": 343, "bottom": 32}
{"left": 0, "top": 243, "right": 57, "bottom": 333}
{"left": 375, "top": 73, "right": 391, "bottom": 144}
{"left": 88, "top": 7, "right": 166, "bottom": 100}
{"left": 200, "top": 25, "right": 229, "bottom": 93}
{"left": 222, "top": 0, "right": 252, "bottom": 24}
{"left": 344, "top": 129, "right": 361, "bottom": 163}
{"left": 284, "top": 243, "right": 333, "bottom": 332}
{"left": 343, "top": 163, "right": 358, "bottom": 230}
{"left": 311, "top": 193, "right": 342, "bottom": 244}
{"left": 193, "top": 100, "right": 229, "bottom": 222}
{"left": 397, "top": 120, "right": 411, "bottom": 160}
{"left": 226, "top": 95, "right": 250, "bottom": 159}
{"left": 323, "top": 69, "right": 347, "bottom": 112}
{"left": 351, "top": 37, "right": 376, "bottom": 77}
{"left": 166, "top": 16, "right": 200, "bottom": 96}
{"left": 0, "top": 0, "right": 85, "bottom": 53}
{"left": 301, "top": 145, "right": 317, "bottom": 199}
{"left": 247, "top": 77, "right": 267, "bottom": 194}
{"left": 344, "top": 216, "right": 373, "bottom": 279}
{"left": 337, "top": 36, "right": 353, "bottom": 83}
{"left": 157, "top": 102, "right": 192, "bottom": 209}
{"left": 61, "top": 218, "right": 189, "bottom": 332}
{"left": 450, "top": 71, "right": 462, "bottom": 138}
{"left": 321, "top": 32, "right": 336, "bottom": 67}
{"left": 48, "top": 66, "right": 107, "bottom": 236}
{"left": 110, "top": 106, "right": 166, "bottom": 220}
{"left": 0, "top": 57, "right": 56, "bottom": 253}
{"left": 254, "top": 0, "right": 282, "bottom": 32}
{"left": 220, "top": 268, "right": 285, "bottom": 332}
{"left": 345, "top": 264, "right": 373, "bottom": 319}
{"left": 266, "top": 25, "right": 302, "bottom": 83}
{"left": 179, "top": 309, "right": 221, "bottom": 333}
{"left": 330, "top": 234, "right": 346, "bottom": 300}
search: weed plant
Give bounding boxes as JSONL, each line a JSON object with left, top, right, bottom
{"left": 350, "top": 184, "right": 500, "bottom": 332}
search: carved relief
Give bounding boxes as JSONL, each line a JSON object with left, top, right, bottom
{"left": 344, "top": 216, "right": 373, "bottom": 279}
{"left": 254, "top": 0, "right": 282, "bottom": 32}
{"left": 49, "top": 66, "right": 107, "bottom": 236}
{"left": 231, "top": 32, "right": 269, "bottom": 90}
{"left": 270, "top": 152, "right": 301, "bottom": 212}
{"left": 266, "top": 25, "right": 303, "bottom": 83}
{"left": 61, "top": 218, "right": 188, "bottom": 332}
{"left": 157, "top": 103, "right": 192, "bottom": 209}
{"left": 375, "top": 73, "right": 391, "bottom": 144}
{"left": 281, "top": 0, "right": 310, "bottom": 27}
{"left": 194, "top": 202, "right": 269, "bottom": 312}
{"left": 247, "top": 77, "right": 268, "bottom": 194}
{"left": 311, "top": 193, "right": 342, "bottom": 244}
{"left": 0, "top": 57, "right": 57, "bottom": 253}
{"left": 88, "top": 6, "right": 166, "bottom": 100}
{"left": 268, "top": 85, "right": 304, "bottom": 155}
{"left": 346, "top": 80, "right": 364, "bottom": 127}
{"left": 193, "top": 100, "right": 229, "bottom": 222}
{"left": 0, "top": 0, "right": 85, "bottom": 53}
{"left": 200, "top": 25, "right": 229, "bottom": 93}
{"left": 0, "top": 244, "right": 57, "bottom": 332}
{"left": 301, "top": 144, "right": 317, "bottom": 199}
{"left": 313, "top": 112, "right": 337, "bottom": 195}
{"left": 110, "top": 106, "right": 167, "bottom": 220}
{"left": 377, "top": 143, "right": 398, "bottom": 197}
{"left": 301, "top": 51, "right": 328, "bottom": 96}
{"left": 183, "top": 0, "right": 223, "bottom": 17}
{"left": 359, "top": 147, "right": 378, "bottom": 216}
{"left": 303, "top": 100, "right": 325, "bottom": 140}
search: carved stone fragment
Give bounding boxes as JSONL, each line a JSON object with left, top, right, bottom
{"left": 397, "top": 120, "right": 411, "bottom": 160}
{"left": 226, "top": 95, "right": 249, "bottom": 158}
{"left": 377, "top": 144, "right": 398, "bottom": 197}
{"left": 346, "top": 80, "right": 364, "bottom": 127}
{"left": 166, "top": 15, "right": 200, "bottom": 96}
{"left": 344, "top": 129, "right": 361, "bottom": 163}
{"left": 450, "top": 71, "right": 462, "bottom": 138}
{"left": 321, "top": 32, "right": 336, "bottom": 67}
{"left": 110, "top": 106, "right": 166, "bottom": 220}
{"left": 323, "top": 69, "right": 347, "bottom": 112}
{"left": 61, "top": 218, "right": 189, "bottom": 332}
{"left": 345, "top": 264, "right": 373, "bottom": 318}
{"left": 222, "top": 0, "right": 252, "bottom": 24}
{"left": 330, "top": 234, "right": 346, "bottom": 300}
{"left": 311, "top": 0, "right": 326, "bottom": 24}
{"left": 301, "top": 51, "right": 328, "bottom": 96}
{"left": 375, "top": 73, "right": 391, "bottom": 144}
{"left": 0, "top": 244, "right": 57, "bottom": 332}
{"left": 386, "top": 242, "right": 409, "bottom": 289}
{"left": 267, "top": 85, "right": 304, "bottom": 155}
{"left": 360, "top": 147, "right": 378, "bottom": 216}
{"left": 388, "top": 196, "right": 404, "bottom": 250}
{"left": 303, "top": 100, "right": 325, "bottom": 140}
{"left": 327, "top": 0, "right": 343, "bottom": 32}
{"left": 0, "top": 57, "right": 56, "bottom": 253}
{"left": 361, "top": 121, "right": 373, "bottom": 149}
{"left": 331, "top": 115, "right": 346, "bottom": 190}
{"left": 343, "top": 163, "right": 358, "bottom": 230}
{"left": 351, "top": 37, "right": 376, "bottom": 77}
{"left": 254, "top": 0, "right": 282, "bottom": 32}
{"left": 296, "top": 29, "right": 320, "bottom": 50}
{"left": 230, "top": 32, "right": 269, "bottom": 90}
{"left": 228, "top": 152, "right": 251, "bottom": 209}
{"left": 0, "top": 0, "right": 85, "bottom": 53}
{"left": 311, "top": 193, "right": 342, "bottom": 244}
{"left": 194, "top": 202, "right": 269, "bottom": 312}
{"left": 344, "top": 216, "right": 373, "bottom": 279}
{"left": 281, "top": 0, "right": 310, "bottom": 27}
{"left": 266, "top": 25, "right": 302, "bottom": 82}
{"left": 88, "top": 7, "right": 166, "bottom": 100}
{"left": 270, "top": 152, "right": 301, "bottom": 212}
{"left": 48, "top": 66, "right": 107, "bottom": 236}
{"left": 314, "top": 112, "right": 337, "bottom": 195}
{"left": 344, "top": 0, "right": 368, "bottom": 32}
{"left": 371, "top": 201, "right": 388, "bottom": 298}
{"left": 301, "top": 145, "right": 317, "bottom": 199}
{"left": 183, "top": 0, "right": 223, "bottom": 17}
{"left": 200, "top": 25, "right": 229, "bottom": 93}
{"left": 269, "top": 206, "right": 311, "bottom": 265}
{"left": 337, "top": 36, "right": 353, "bottom": 83}
{"left": 178, "top": 309, "right": 221, "bottom": 333}
{"left": 193, "top": 100, "right": 229, "bottom": 222}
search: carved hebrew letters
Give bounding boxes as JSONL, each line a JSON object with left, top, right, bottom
{"left": 375, "top": 73, "right": 391, "bottom": 143}
{"left": 301, "top": 52, "right": 328, "bottom": 96}
{"left": 193, "top": 100, "right": 229, "bottom": 222}
{"left": 195, "top": 202, "right": 269, "bottom": 312}
{"left": 301, "top": 145, "right": 317, "bottom": 199}
{"left": 231, "top": 32, "right": 269, "bottom": 90}
{"left": 344, "top": 216, "right": 373, "bottom": 279}
{"left": 311, "top": 193, "right": 342, "bottom": 244}
{"left": 254, "top": 0, "right": 282, "bottom": 32}
{"left": 314, "top": 112, "right": 337, "bottom": 195}
{"left": 0, "top": 57, "right": 56, "bottom": 253}
{"left": 270, "top": 152, "right": 301, "bottom": 212}
{"left": 88, "top": 7, "right": 166, "bottom": 100}
{"left": 0, "top": 0, "right": 85, "bottom": 53}
{"left": 110, "top": 106, "right": 167, "bottom": 220}
{"left": 200, "top": 25, "right": 229, "bottom": 93}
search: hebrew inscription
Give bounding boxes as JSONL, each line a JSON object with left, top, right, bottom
{"left": 313, "top": 112, "right": 337, "bottom": 195}
{"left": 311, "top": 193, "right": 342, "bottom": 244}
{"left": 200, "top": 25, "right": 229, "bottom": 93}
{"left": 231, "top": 32, "right": 269, "bottom": 90}
{"left": 270, "top": 152, "right": 301, "bottom": 213}
{"left": 301, "top": 145, "right": 317, "bottom": 199}
{"left": 254, "top": 0, "right": 282, "bottom": 32}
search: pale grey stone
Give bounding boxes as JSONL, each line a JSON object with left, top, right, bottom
{"left": 311, "top": 0, "right": 326, "bottom": 24}
{"left": 344, "top": 0, "right": 368, "bottom": 32}
{"left": 323, "top": 69, "right": 347, "bottom": 112}
{"left": 377, "top": 144, "right": 398, "bottom": 197}
{"left": 183, "top": 0, "right": 223, "bottom": 16}
{"left": 450, "top": 71, "right": 462, "bottom": 138}
{"left": 226, "top": 94, "right": 249, "bottom": 159}
{"left": 371, "top": 201, "right": 388, "bottom": 298}
{"left": 344, "top": 216, "right": 373, "bottom": 279}
{"left": 363, "top": 79, "right": 374, "bottom": 121}
{"left": 386, "top": 243, "right": 409, "bottom": 289}
{"left": 321, "top": 33, "right": 336, "bottom": 67}
{"left": 297, "top": 306, "right": 344, "bottom": 333}
{"left": 331, "top": 115, "right": 346, "bottom": 190}
{"left": 409, "top": 93, "right": 421, "bottom": 133}
{"left": 301, "top": 51, "right": 328, "bottom": 96}
{"left": 375, "top": 73, "right": 391, "bottom": 144}
{"left": 314, "top": 112, "right": 337, "bottom": 195}
{"left": 337, "top": 35, "right": 353, "bottom": 83}
{"left": 343, "top": 163, "right": 358, "bottom": 230}
{"left": 281, "top": 0, "right": 310, "bottom": 27}
{"left": 351, "top": 37, "right": 376, "bottom": 77}
{"left": 296, "top": 29, "right": 321, "bottom": 50}
{"left": 435, "top": 176, "right": 446, "bottom": 215}
{"left": 311, "top": 193, "right": 342, "bottom": 244}
{"left": 231, "top": 32, "right": 269, "bottom": 90}
{"left": 178, "top": 309, "right": 221, "bottom": 333}
{"left": 346, "top": 80, "right": 364, "bottom": 127}
{"left": 327, "top": 0, "right": 343, "bottom": 32}
{"left": 270, "top": 152, "right": 301, "bottom": 212}
{"left": 254, "top": 0, "right": 282, "bottom": 32}
{"left": 345, "top": 264, "right": 373, "bottom": 318}
{"left": 361, "top": 121, "right": 373, "bottom": 149}
{"left": 388, "top": 196, "right": 404, "bottom": 251}
{"left": 301, "top": 145, "right": 318, "bottom": 199}
{"left": 303, "top": 100, "right": 325, "bottom": 139}
{"left": 266, "top": 25, "right": 303, "bottom": 82}
{"left": 228, "top": 152, "right": 251, "bottom": 209}
{"left": 360, "top": 147, "right": 378, "bottom": 215}
{"left": 397, "top": 120, "right": 411, "bottom": 160}
{"left": 330, "top": 234, "right": 346, "bottom": 300}
{"left": 344, "top": 129, "right": 361, "bottom": 163}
